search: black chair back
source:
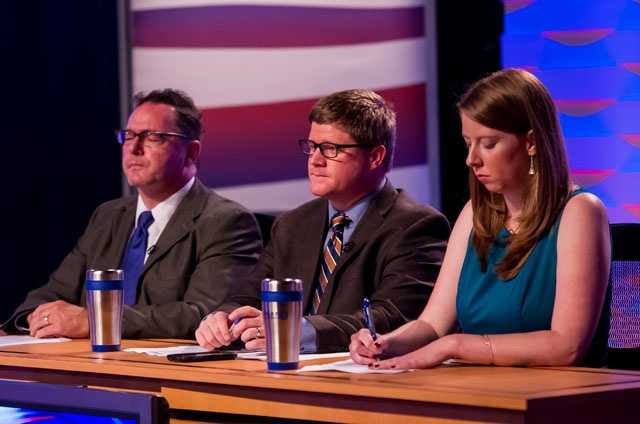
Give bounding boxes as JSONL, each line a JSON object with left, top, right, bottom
{"left": 253, "top": 212, "right": 277, "bottom": 246}
{"left": 608, "top": 223, "right": 640, "bottom": 369}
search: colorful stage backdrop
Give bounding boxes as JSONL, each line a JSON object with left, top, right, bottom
{"left": 130, "top": 0, "right": 434, "bottom": 211}
{"left": 503, "top": 0, "right": 640, "bottom": 223}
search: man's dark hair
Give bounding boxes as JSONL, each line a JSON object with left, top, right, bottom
{"left": 133, "top": 89, "right": 202, "bottom": 140}
{"left": 309, "top": 89, "right": 396, "bottom": 171}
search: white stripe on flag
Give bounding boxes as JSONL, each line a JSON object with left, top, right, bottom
{"left": 214, "top": 164, "right": 432, "bottom": 212}
{"left": 132, "top": 38, "right": 426, "bottom": 108}
{"left": 132, "top": 0, "right": 425, "bottom": 12}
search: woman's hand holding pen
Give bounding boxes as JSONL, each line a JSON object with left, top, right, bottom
{"left": 351, "top": 297, "right": 386, "bottom": 364}
{"left": 350, "top": 329, "right": 455, "bottom": 369}
{"left": 369, "top": 335, "right": 459, "bottom": 370}
{"left": 349, "top": 319, "right": 449, "bottom": 369}
{"left": 349, "top": 328, "right": 388, "bottom": 365}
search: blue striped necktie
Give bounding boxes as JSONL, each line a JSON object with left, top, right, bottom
{"left": 312, "top": 213, "right": 351, "bottom": 314}
{"left": 120, "top": 211, "right": 154, "bottom": 305}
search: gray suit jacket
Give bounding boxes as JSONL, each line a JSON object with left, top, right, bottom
{"left": 6, "top": 179, "right": 262, "bottom": 338}
{"left": 227, "top": 181, "right": 450, "bottom": 352}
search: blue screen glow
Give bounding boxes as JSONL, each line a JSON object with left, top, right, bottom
{"left": 502, "top": 0, "right": 640, "bottom": 223}
{"left": 0, "top": 406, "right": 136, "bottom": 423}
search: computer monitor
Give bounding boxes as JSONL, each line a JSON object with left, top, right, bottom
{"left": 0, "top": 380, "right": 168, "bottom": 424}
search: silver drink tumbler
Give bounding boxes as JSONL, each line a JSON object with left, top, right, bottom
{"left": 86, "top": 269, "right": 124, "bottom": 352}
{"left": 261, "top": 278, "right": 303, "bottom": 371}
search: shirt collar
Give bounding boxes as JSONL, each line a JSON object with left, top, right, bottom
{"left": 134, "top": 177, "right": 195, "bottom": 226}
{"left": 328, "top": 178, "right": 386, "bottom": 227}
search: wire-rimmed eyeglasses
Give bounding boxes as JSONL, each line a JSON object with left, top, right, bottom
{"left": 116, "top": 129, "right": 191, "bottom": 147}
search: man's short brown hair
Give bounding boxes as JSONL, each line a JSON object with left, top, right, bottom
{"left": 309, "top": 89, "right": 396, "bottom": 171}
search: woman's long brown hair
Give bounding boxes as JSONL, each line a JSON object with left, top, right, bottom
{"left": 457, "top": 69, "right": 571, "bottom": 280}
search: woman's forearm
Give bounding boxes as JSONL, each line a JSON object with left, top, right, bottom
{"left": 384, "top": 319, "right": 440, "bottom": 357}
{"left": 452, "top": 330, "right": 583, "bottom": 366}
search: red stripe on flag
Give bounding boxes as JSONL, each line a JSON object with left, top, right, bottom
{"left": 197, "top": 84, "right": 427, "bottom": 187}
{"left": 133, "top": 5, "right": 424, "bottom": 48}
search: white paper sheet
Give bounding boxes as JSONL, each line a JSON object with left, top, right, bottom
{"left": 124, "top": 345, "right": 207, "bottom": 356}
{"left": 300, "top": 352, "right": 350, "bottom": 361}
{"left": 124, "top": 345, "right": 350, "bottom": 362}
{"left": 298, "top": 358, "right": 412, "bottom": 374}
{"left": 0, "top": 335, "right": 71, "bottom": 347}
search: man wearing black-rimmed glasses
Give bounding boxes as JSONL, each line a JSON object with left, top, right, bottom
{"left": 197, "top": 89, "right": 450, "bottom": 353}
{"left": 2, "top": 89, "right": 262, "bottom": 339}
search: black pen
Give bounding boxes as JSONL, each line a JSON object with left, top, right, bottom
{"left": 361, "top": 297, "right": 377, "bottom": 341}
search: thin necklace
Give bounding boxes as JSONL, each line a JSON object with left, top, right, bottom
{"left": 505, "top": 215, "right": 520, "bottom": 235}
{"left": 506, "top": 223, "right": 520, "bottom": 235}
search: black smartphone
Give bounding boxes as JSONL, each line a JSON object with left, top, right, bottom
{"left": 166, "top": 351, "right": 237, "bottom": 363}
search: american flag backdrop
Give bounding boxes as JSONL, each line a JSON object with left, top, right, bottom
{"left": 130, "top": 0, "right": 435, "bottom": 211}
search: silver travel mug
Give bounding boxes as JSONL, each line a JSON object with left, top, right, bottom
{"left": 86, "top": 269, "right": 124, "bottom": 352}
{"left": 261, "top": 278, "right": 303, "bottom": 371}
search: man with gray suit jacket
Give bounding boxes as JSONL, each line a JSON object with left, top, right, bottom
{"left": 196, "top": 89, "right": 450, "bottom": 353}
{"left": 2, "top": 89, "right": 262, "bottom": 339}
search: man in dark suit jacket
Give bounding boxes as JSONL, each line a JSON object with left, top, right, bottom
{"left": 2, "top": 89, "right": 262, "bottom": 339}
{"left": 196, "top": 89, "right": 449, "bottom": 352}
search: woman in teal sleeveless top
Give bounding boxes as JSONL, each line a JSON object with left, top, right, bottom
{"left": 457, "top": 189, "right": 610, "bottom": 367}
{"left": 457, "top": 214, "right": 564, "bottom": 336}
{"left": 349, "top": 69, "right": 611, "bottom": 369}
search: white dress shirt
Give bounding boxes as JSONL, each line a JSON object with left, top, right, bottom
{"left": 133, "top": 177, "right": 195, "bottom": 263}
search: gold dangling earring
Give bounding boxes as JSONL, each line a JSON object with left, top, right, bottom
{"left": 528, "top": 155, "right": 535, "bottom": 175}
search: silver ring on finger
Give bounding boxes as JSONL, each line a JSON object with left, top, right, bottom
{"left": 43, "top": 315, "right": 50, "bottom": 324}
{"left": 256, "top": 327, "right": 263, "bottom": 338}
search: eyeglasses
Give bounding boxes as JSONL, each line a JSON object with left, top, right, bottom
{"left": 298, "top": 139, "right": 371, "bottom": 159}
{"left": 116, "top": 129, "right": 191, "bottom": 147}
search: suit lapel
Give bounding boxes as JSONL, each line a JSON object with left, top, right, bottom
{"left": 317, "top": 182, "right": 398, "bottom": 314}
{"left": 300, "top": 200, "right": 329, "bottom": 311}
{"left": 107, "top": 200, "right": 136, "bottom": 269}
{"left": 142, "top": 179, "right": 207, "bottom": 273}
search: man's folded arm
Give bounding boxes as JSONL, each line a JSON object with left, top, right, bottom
{"left": 305, "top": 212, "right": 450, "bottom": 352}
{"left": 122, "top": 208, "right": 262, "bottom": 339}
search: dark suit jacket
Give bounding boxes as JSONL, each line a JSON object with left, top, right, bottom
{"left": 6, "top": 179, "right": 262, "bottom": 339}
{"left": 228, "top": 181, "right": 450, "bottom": 352}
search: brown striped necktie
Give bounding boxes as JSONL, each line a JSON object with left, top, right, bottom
{"left": 312, "top": 213, "right": 351, "bottom": 314}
